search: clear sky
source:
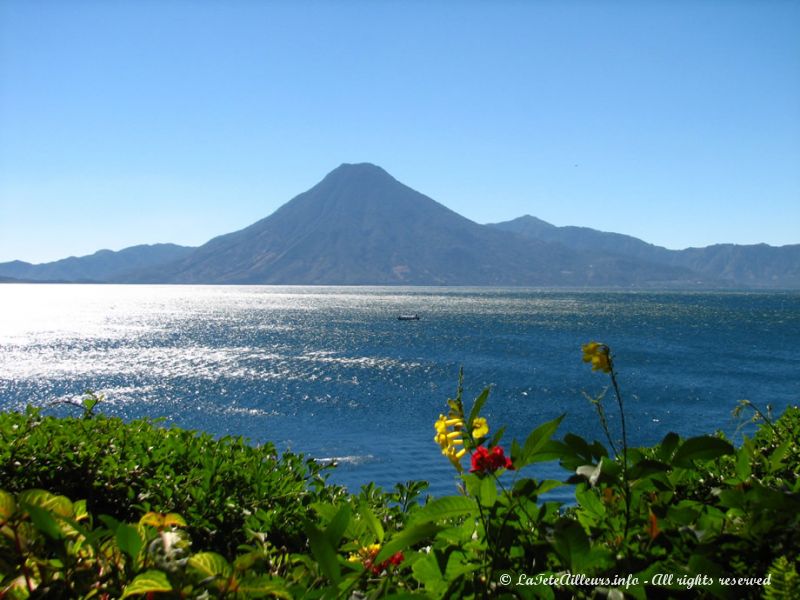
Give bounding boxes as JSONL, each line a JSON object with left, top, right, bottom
{"left": 1, "top": 0, "right": 798, "bottom": 263}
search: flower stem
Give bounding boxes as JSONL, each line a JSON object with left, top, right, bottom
{"left": 608, "top": 360, "right": 631, "bottom": 546}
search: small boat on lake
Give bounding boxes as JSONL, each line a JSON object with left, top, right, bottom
{"left": 397, "top": 314, "right": 420, "bottom": 321}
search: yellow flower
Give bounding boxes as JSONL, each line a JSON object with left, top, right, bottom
{"left": 434, "top": 415, "right": 448, "bottom": 434}
{"left": 363, "top": 543, "right": 381, "bottom": 557}
{"left": 592, "top": 352, "right": 611, "bottom": 373}
{"left": 349, "top": 543, "right": 381, "bottom": 563}
{"left": 471, "top": 417, "right": 489, "bottom": 439}
{"left": 582, "top": 342, "right": 612, "bottom": 373}
{"left": 434, "top": 414, "right": 466, "bottom": 470}
{"left": 435, "top": 414, "right": 463, "bottom": 434}
{"left": 434, "top": 431, "right": 463, "bottom": 450}
{"left": 581, "top": 342, "right": 601, "bottom": 361}
{"left": 442, "top": 444, "right": 466, "bottom": 472}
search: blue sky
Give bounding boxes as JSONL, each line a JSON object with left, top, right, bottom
{"left": 1, "top": 1, "right": 798, "bottom": 263}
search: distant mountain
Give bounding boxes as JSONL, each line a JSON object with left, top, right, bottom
{"left": 0, "top": 244, "right": 195, "bottom": 283}
{"left": 489, "top": 215, "right": 800, "bottom": 288}
{"left": 121, "top": 163, "right": 699, "bottom": 286}
{"left": 670, "top": 244, "right": 800, "bottom": 288}
{"left": 3, "top": 165, "right": 795, "bottom": 288}
{"left": 487, "top": 215, "right": 671, "bottom": 263}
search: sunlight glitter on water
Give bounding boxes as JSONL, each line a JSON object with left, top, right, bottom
{"left": 1, "top": 284, "right": 798, "bottom": 499}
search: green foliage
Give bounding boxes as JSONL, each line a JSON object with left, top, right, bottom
{"left": 1, "top": 369, "right": 798, "bottom": 598}
{"left": 0, "top": 401, "right": 345, "bottom": 557}
{"left": 0, "top": 488, "right": 292, "bottom": 598}
{"left": 764, "top": 556, "right": 800, "bottom": 600}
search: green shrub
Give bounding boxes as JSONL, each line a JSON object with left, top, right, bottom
{"left": 0, "top": 400, "right": 344, "bottom": 557}
{"left": 0, "top": 487, "right": 296, "bottom": 598}
{"left": 2, "top": 346, "right": 798, "bottom": 598}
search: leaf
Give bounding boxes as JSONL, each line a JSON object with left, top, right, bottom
{"left": 359, "top": 502, "right": 384, "bottom": 543}
{"left": 511, "top": 440, "right": 524, "bottom": 465}
{"left": 0, "top": 490, "right": 16, "bottom": 522}
{"left": 657, "top": 432, "right": 681, "bottom": 462}
{"left": 325, "top": 504, "right": 351, "bottom": 547}
{"left": 139, "top": 512, "right": 164, "bottom": 528}
{"left": 461, "top": 473, "right": 482, "bottom": 498}
{"left": 82, "top": 396, "right": 99, "bottom": 414}
{"left": 446, "top": 398, "right": 461, "bottom": 416}
{"left": 121, "top": 570, "right": 173, "bottom": 597}
{"left": 672, "top": 436, "right": 734, "bottom": 468}
{"left": 575, "top": 486, "right": 606, "bottom": 519}
{"left": 72, "top": 499, "right": 88, "bottom": 522}
{"left": 667, "top": 501, "right": 702, "bottom": 525}
{"left": 488, "top": 425, "right": 506, "bottom": 448}
{"left": 188, "top": 552, "right": 232, "bottom": 589}
{"left": 236, "top": 575, "right": 292, "bottom": 598}
{"left": 512, "top": 477, "right": 564, "bottom": 502}
{"left": 310, "top": 502, "right": 338, "bottom": 523}
{"left": 768, "top": 439, "right": 792, "bottom": 473}
{"left": 686, "top": 555, "right": 728, "bottom": 598}
{"left": 139, "top": 511, "right": 186, "bottom": 530}
{"left": 525, "top": 414, "right": 565, "bottom": 455}
{"left": 444, "top": 550, "right": 481, "bottom": 580}
{"left": 374, "top": 522, "right": 442, "bottom": 564}
{"left": 478, "top": 476, "right": 497, "bottom": 508}
{"left": 163, "top": 512, "right": 186, "bottom": 527}
{"left": 467, "top": 387, "right": 491, "bottom": 430}
{"left": 233, "top": 551, "right": 260, "bottom": 573}
{"left": 408, "top": 496, "right": 478, "bottom": 526}
{"left": 24, "top": 504, "right": 64, "bottom": 540}
{"left": 18, "top": 489, "right": 72, "bottom": 517}
{"left": 512, "top": 478, "right": 539, "bottom": 497}
{"left": 99, "top": 514, "right": 122, "bottom": 532}
{"left": 515, "top": 415, "right": 565, "bottom": 468}
{"left": 412, "top": 553, "right": 444, "bottom": 587}
{"left": 303, "top": 522, "right": 340, "bottom": 583}
{"left": 536, "top": 479, "right": 565, "bottom": 495}
{"left": 553, "top": 520, "right": 590, "bottom": 571}
{"left": 628, "top": 459, "right": 669, "bottom": 480}
{"left": 116, "top": 523, "right": 144, "bottom": 560}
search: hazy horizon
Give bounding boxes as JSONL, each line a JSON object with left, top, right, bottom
{"left": 2, "top": 1, "right": 799, "bottom": 263}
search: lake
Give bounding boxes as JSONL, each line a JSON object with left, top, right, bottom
{"left": 1, "top": 285, "right": 798, "bottom": 500}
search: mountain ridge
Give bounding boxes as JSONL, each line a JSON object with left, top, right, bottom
{"left": 119, "top": 163, "right": 700, "bottom": 286}
{"left": 1, "top": 164, "right": 795, "bottom": 288}
{"left": 489, "top": 215, "right": 800, "bottom": 288}
{"left": 0, "top": 244, "right": 195, "bottom": 283}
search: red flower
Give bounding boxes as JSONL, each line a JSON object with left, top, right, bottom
{"left": 470, "top": 445, "right": 514, "bottom": 474}
{"left": 363, "top": 549, "right": 404, "bottom": 575}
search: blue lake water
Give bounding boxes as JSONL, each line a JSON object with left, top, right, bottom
{"left": 1, "top": 285, "right": 798, "bottom": 500}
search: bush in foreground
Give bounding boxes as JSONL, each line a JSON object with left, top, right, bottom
{"left": 0, "top": 399, "right": 347, "bottom": 557}
{"left": 1, "top": 345, "right": 799, "bottom": 598}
